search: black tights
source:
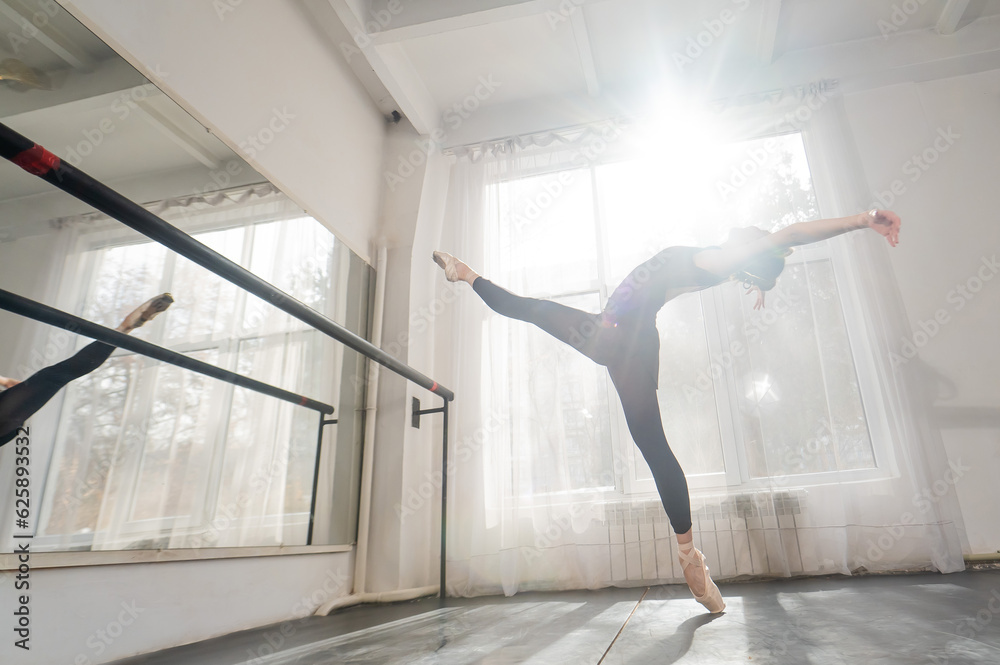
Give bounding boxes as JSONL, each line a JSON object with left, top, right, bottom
{"left": 472, "top": 278, "right": 693, "bottom": 535}
{"left": 0, "top": 342, "right": 115, "bottom": 447}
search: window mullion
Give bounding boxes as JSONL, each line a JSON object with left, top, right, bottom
{"left": 590, "top": 165, "right": 610, "bottom": 307}
{"left": 157, "top": 252, "right": 177, "bottom": 344}
{"left": 196, "top": 223, "right": 258, "bottom": 538}
{"left": 590, "top": 164, "right": 631, "bottom": 496}
{"left": 801, "top": 260, "right": 842, "bottom": 472}
{"left": 704, "top": 286, "right": 747, "bottom": 487}
{"left": 107, "top": 353, "right": 162, "bottom": 543}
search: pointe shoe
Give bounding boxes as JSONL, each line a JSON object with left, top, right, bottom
{"left": 118, "top": 293, "right": 174, "bottom": 332}
{"left": 432, "top": 251, "right": 462, "bottom": 282}
{"left": 679, "top": 544, "right": 726, "bottom": 613}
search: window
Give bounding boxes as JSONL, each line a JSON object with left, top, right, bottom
{"left": 491, "top": 132, "right": 886, "bottom": 499}
{"left": 35, "top": 211, "right": 371, "bottom": 551}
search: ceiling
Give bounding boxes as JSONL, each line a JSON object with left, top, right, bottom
{"left": 325, "top": 0, "right": 1000, "bottom": 142}
{"left": 2, "top": 0, "right": 998, "bottom": 232}
{"left": 0, "top": 0, "right": 260, "bottom": 234}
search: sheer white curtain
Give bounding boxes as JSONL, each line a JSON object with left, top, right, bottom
{"left": 803, "top": 93, "right": 967, "bottom": 572}
{"left": 439, "top": 104, "right": 964, "bottom": 598}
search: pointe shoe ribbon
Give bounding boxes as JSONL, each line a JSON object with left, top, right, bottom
{"left": 679, "top": 545, "right": 726, "bottom": 614}
{"left": 432, "top": 251, "right": 461, "bottom": 282}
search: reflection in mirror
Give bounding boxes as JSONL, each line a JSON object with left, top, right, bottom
{"left": 0, "top": 0, "right": 370, "bottom": 551}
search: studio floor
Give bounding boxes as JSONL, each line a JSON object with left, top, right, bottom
{"left": 111, "top": 569, "right": 1000, "bottom": 664}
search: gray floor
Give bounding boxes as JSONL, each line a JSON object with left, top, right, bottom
{"left": 111, "top": 569, "right": 1000, "bottom": 664}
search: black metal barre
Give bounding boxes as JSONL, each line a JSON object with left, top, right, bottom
{"left": 411, "top": 397, "right": 450, "bottom": 598}
{"left": 0, "top": 288, "right": 335, "bottom": 415}
{"left": 0, "top": 122, "right": 455, "bottom": 403}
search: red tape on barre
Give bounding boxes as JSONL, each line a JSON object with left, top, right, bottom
{"left": 430, "top": 381, "right": 438, "bottom": 393}
{"left": 12, "top": 144, "right": 61, "bottom": 176}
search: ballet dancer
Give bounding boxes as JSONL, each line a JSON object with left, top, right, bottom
{"left": 433, "top": 208, "right": 901, "bottom": 612}
{"left": 0, "top": 293, "right": 174, "bottom": 448}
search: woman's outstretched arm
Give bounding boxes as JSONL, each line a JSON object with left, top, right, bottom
{"left": 772, "top": 209, "right": 901, "bottom": 249}
{"left": 696, "top": 209, "right": 901, "bottom": 277}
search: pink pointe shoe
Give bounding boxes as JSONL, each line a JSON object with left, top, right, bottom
{"left": 432, "top": 251, "right": 462, "bottom": 282}
{"left": 679, "top": 544, "right": 726, "bottom": 613}
{"left": 118, "top": 293, "right": 174, "bottom": 333}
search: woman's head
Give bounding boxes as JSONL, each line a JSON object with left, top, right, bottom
{"left": 724, "top": 226, "right": 788, "bottom": 292}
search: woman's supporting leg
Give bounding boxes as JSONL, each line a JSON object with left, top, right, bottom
{"left": 608, "top": 367, "right": 693, "bottom": 536}
{"left": 608, "top": 366, "right": 725, "bottom": 612}
{"left": 473, "top": 278, "right": 599, "bottom": 353}
{"left": 0, "top": 341, "right": 114, "bottom": 446}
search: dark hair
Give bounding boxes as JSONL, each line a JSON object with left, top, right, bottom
{"left": 738, "top": 252, "right": 786, "bottom": 291}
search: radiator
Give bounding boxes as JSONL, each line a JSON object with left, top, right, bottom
{"left": 599, "top": 489, "right": 813, "bottom": 582}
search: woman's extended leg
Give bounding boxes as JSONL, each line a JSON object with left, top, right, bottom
{"left": 433, "top": 251, "right": 600, "bottom": 355}
{"left": 472, "top": 278, "right": 598, "bottom": 352}
{"left": 0, "top": 293, "right": 173, "bottom": 447}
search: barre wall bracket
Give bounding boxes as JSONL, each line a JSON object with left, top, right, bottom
{"left": 411, "top": 396, "right": 445, "bottom": 429}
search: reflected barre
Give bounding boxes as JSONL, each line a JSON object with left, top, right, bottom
{"left": 0, "top": 288, "right": 335, "bottom": 415}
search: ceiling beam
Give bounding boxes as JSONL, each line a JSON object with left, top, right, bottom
{"left": 570, "top": 7, "right": 600, "bottom": 97}
{"left": 135, "top": 98, "right": 221, "bottom": 169}
{"left": 757, "top": 0, "right": 783, "bottom": 66}
{"left": 370, "top": 42, "right": 441, "bottom": 134}
{"left": 724, "top": 13, "right": 1000, "bottom": 99}
{"left": 936, "top": 0, "right": 971, "bottom": 35}
{"left": 369, "top": 0, "right": 609, "bottom": 45}
{"left": 327, "top": 0, "right": 439, "bottom": 134}
{"left": 0, "top": 0, "right": 96, "bottom": 69}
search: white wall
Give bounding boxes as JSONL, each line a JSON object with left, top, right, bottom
{"left": 841, "top": 69, "right": 1000, "bottom": 554}
{"left": 0, "top": 552, "right": 353, "bottom": 664}
{"left": 399, "top": 146, "right": 452, "bottom": 589}
{"left": 60, "top": 0, "right": 388, "bottom": 263}
{"left": 365, "top": 119, "right": 425, "bottom": 593}
{"left": 365, "top": 118, "right": 452, "bottom": 593}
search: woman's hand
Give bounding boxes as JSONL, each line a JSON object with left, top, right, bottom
{"left": 746, "top": 284, "right": 766, "bottom": 310}
{"left": 865, "top": 209, "right": 901, "bottom": 247}
{"left": 0, "top": 375, "right": 20, "bottom": 389}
